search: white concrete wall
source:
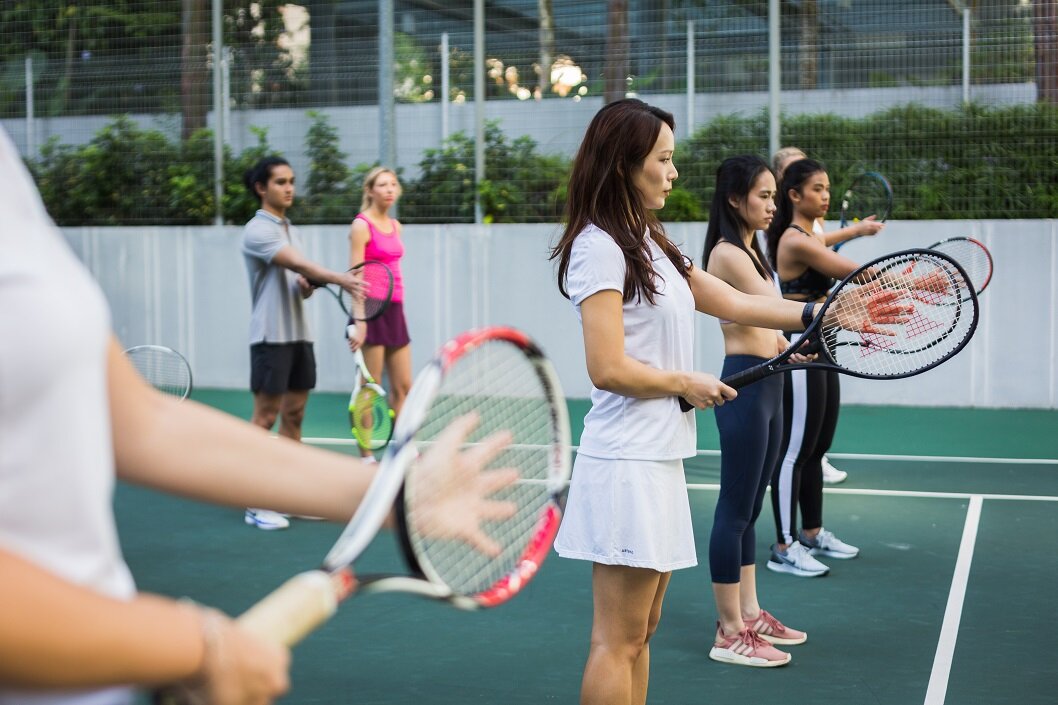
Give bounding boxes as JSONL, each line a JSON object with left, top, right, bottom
{"left": 62, "top": 219, "right": 1058, "bottom": 409}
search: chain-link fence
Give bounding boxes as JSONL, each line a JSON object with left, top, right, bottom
{"left": 1, "top": 1, "right": 1054, "bottom": 225}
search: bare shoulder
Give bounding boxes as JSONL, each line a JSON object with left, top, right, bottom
{"left": 349, "top": 216, "right": 371, "bottom": 241}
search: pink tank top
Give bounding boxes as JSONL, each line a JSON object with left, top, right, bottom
{"left": 357, "top": 213, "right": 405, "bottom": 302}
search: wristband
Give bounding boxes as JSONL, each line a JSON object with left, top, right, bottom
{"left": 801, "top": 302, "right": 815, "bottom": 330}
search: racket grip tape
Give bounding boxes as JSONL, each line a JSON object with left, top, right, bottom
{"left": 238, "top": 570, "right": 347, "bottom": 647}
{"left": 720, "top": 365, "right": 768, "bottom": 391}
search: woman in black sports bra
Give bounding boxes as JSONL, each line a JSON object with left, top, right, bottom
{"left": 762, "top": 158, "right": 869, "bottom": 578}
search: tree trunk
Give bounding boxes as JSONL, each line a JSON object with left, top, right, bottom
{"left": 1034, "top": 0, "right": 1058, "bottom": 104}
{"left": 60, "top": 15, "right": 77, "bottom": 112}
{"left": 604, "top": 0, "right": 629, "bottom": 103}
{"left": 538, "top": 0, "right": 554, "bottom": 97}
{"left": 799, "top": 0, "right": 819, "bottom": 89}
{"left": 181, "top": 0, "right": 210, "bottom": 139}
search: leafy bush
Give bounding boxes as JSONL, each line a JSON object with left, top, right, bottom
{"left": 30, "top": 117, "right": 279, "bottom": 226}
{"left": 680, "top": 102, "right": 1058, "bottom": 220}
{"left": 401, "top": 121, "right": 568, "bottom": 224}
{"left": 25, "top": 102, "right": 1058, "bottom": 225}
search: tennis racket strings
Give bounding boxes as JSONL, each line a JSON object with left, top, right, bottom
{"left": 124, "top": 345, "right": 192, "bottom": 399}
{"left": 822, "top": 251, "right": 976, "bottom": 379}
{"left": 400, "top": 336, "right": 565, "bottom": 604}
{"left": 929, "top": 237, "right": 993, "bottom": 297}
{"left": 351, "top": 384, "right": 394, "bottom": 450}
{"left": 841, "top": 172, "right": 892, "bottom": 224}
{"left": 342, "top": 260, "right": 393, "bottom": 321}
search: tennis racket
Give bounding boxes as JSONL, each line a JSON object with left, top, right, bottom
{"left": 835, "top": 171, "right": 893, "bottom": 252}
{"left": 928, "top": 236, "right": 993, "bottom": 298}
{"left": 124, "top": 345, "right": 192, "bottom": 400}
{"left": 236, "top": 327, "right": 568, "bottom": 640}
{"left": 311, "top": 260, "right": 394, "bottom": 321}
{"left": 720, "top": 249, "right": 977, "bottom": 390}
{"left": 349, "top": 348, "right": 395, "bottom": 451}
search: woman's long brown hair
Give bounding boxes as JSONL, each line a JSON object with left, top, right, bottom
{"left": 550, "top": 99, "right": 690, "bottom": 304}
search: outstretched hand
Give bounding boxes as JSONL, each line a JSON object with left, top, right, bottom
{"left": 826, "top": 286, "right": 914, "bottom": 336}
{"left": 408, "top": 413, "right": 519, "bottom": 557}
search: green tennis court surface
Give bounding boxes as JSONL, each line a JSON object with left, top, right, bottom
{"left": 121, "top": 391, "right": 1057, "bottom": 704}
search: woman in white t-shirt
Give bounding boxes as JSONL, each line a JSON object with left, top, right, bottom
{"left": 0, "top": 126, "right": 519, "bottom": 705}
{"left": 548, "top": 100, "right": 899, "bottom": 705}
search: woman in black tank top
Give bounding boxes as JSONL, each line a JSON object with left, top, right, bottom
{"left": 762, "top": 159, "right": 878, "bottom": 577}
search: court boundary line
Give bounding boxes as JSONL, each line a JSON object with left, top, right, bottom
{"left": 303, "top": 438, "right": 1058, "bottom": 466}
{"left": 923, "top": 495, "right": 982, "bottom": 705}
{"left": 682, "top": 484, "right": 1058, "bottom": 502}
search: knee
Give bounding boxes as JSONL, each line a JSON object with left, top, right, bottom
{"left": 252, "top": 402, "right": 280, "bottom": 430}
{"left": 644, "top": 609, "right": 664, "bottom": 644}
{"left": 281, "top": 404, "right": 306, "bottom": 428}
{"left": 390, "top": 379, "right": 411, "bottom": 406}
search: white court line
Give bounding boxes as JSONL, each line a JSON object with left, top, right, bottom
{"left": 682, "top": 484, "right": 1058, "bottom": 502}
{"left": 305, "top": 438, "right": 1058, "bottom": 466}
{"left": 923, "top": 495, "right": 983, "bottom": 705}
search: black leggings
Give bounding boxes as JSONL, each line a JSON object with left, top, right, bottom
{"left": 709, "top": 355, "right": 784, "bottom": 584}
{"left": 770, "top": 366, "right": 840, "bottom": 546}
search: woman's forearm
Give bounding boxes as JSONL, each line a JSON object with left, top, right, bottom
{"left": 109, "top": 340, "right": 375, "bottom": 522}
{"left": 0, "top": 549, "right": 202, "bottom": 688}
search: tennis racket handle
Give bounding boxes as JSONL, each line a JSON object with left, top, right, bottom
{"left": 237, "top": 570, "right": 343, "bottom": 646}
{"left": 719, "top": 365, "right": 769, "bottom": 390}
{"left": 678, "top": 396, "right": 693, "bottom": 412}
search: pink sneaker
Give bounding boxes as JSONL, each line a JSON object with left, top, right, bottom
{"left": 743, "top": 609, "right": 807, "bottom": 645}
{"left": 709, "top": 622, "right": 791, "bottom": 667}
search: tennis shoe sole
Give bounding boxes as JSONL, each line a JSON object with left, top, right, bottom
{"left": 766, "top": 558, "right": 829, "bottom": 578}
{"left": 709, "top": 646, "right": 791, "bottom": 668}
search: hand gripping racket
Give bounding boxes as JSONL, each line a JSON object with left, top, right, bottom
{"left": 720, "top": 249, "right": 978, "bottom": 390}
{"left": 834, "top": 171, "right": 893, "bottom": 252}
{"left": 238, "top": 327, "right": 570, "bottom": 643}
{"left": 349, "top": 348, "right": 395, "bottom": 451}
{"left": 928, "top": 236, "right": 993, "bottom": 298}
{"left": 312, "top": 260, "right": 394, "bottom": 321}
{"left": 124, "top": 345, "right": 192, "bottom": 400}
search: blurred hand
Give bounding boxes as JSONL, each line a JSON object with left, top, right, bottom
{"left": 408, "top": 413, "right": 519, "bottom": 557}
{"left": 167, "top": 608, "right": 290, "bottom": 705}
{"left": 346, "top": 322, "right": 367, "bottom": 353}
{"left": 682, "top": 371, "right": 737, "bottom": 410}
{"left": 853, "top": 215, "right": 885, "bottom": 238}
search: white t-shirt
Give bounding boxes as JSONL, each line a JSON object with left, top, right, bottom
{"left": 565, "top": 224, "right": 696, "bottom": 460}
{"left": 0, "top": 127, "right": 136, "bottom": 705}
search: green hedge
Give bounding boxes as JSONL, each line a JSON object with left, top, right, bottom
{"left": 26, "top": 102, "right": 1058, "bottom": 226}
{"left": 679, "top": 103, "right": 1058, "bottom": 221}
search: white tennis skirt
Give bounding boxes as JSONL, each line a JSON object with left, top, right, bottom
{"left": 554, "top": 454, "right": 697, "bottom": 572}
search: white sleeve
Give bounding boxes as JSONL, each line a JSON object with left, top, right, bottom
{"left": 566, "top": 229, "right": 626, "bottom": 306}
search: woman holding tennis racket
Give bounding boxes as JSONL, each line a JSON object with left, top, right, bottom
{"left": 701, "top": 155, "right": 811, "bottom": 667}
{"left": 0, "top": 127, "right": 519, "bottom": 705}
{"left": 772, "top": 147, "right": 885, "bottom": 485}
{"left": 773, "top": 147, "right": 886, "bottom": 252}
{"left": 550, "top": 100, "right": 906, "bottom": 704}
{"left": 347, "top": 167, "right": 412, "bottom": 440}
{"left": 764, "top": 157, "right": 866, "bottom": 578}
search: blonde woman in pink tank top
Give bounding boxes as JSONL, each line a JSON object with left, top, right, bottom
{"left": 347, "top": 167, "right": 412, "bottom": 455}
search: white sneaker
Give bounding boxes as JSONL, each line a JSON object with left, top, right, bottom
{"left": 821, "top": 456, "right": 848, "bottom": 484}
{"left": 800, "top": 528, "right": 859, "bottom": 559}
{"left": 244, "top": 508, "right": 290, "bottom": 530}
{"left": 766, "top": 541, "right": 830, "bottom": 577}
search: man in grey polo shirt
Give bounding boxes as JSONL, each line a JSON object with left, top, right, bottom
{"left": 241, "top": 156, "right": 361, "bottom": 530}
